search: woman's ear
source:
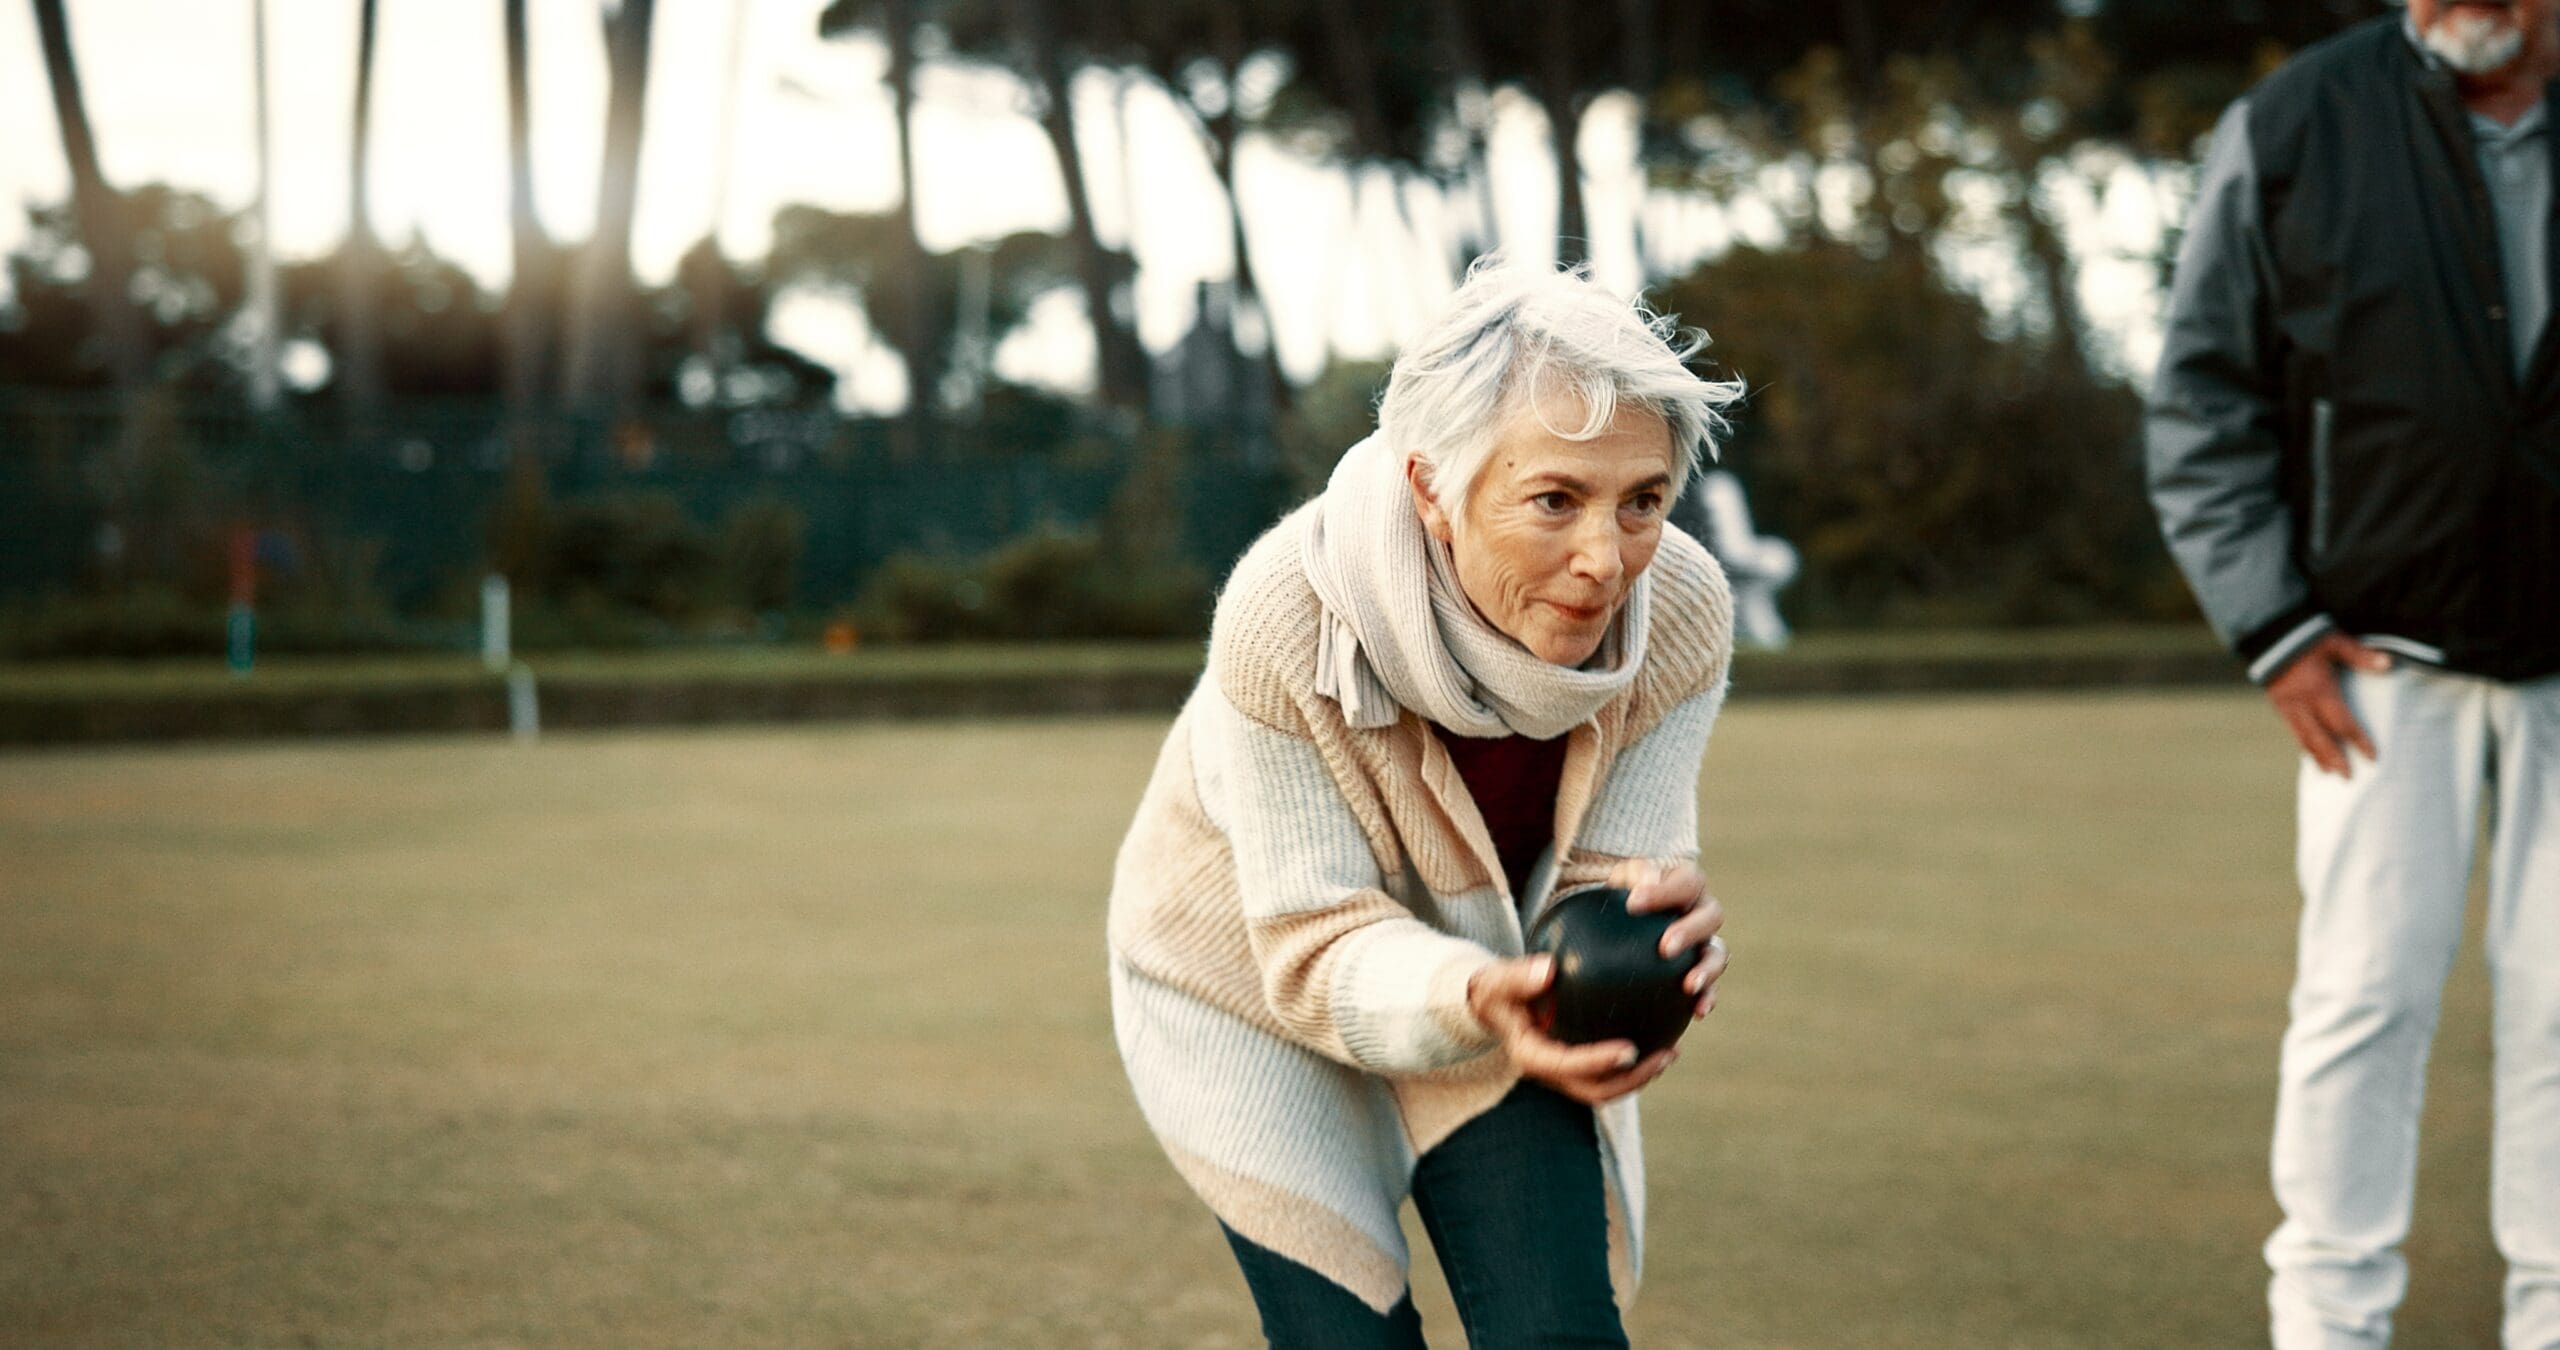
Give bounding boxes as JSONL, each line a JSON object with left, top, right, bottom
{"left": 1406, "top": 456, "right": 1455, "bottom": 544}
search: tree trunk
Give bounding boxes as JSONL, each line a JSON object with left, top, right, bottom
{"left": 29, "top": 0, "right": 145, "bottom": 388}
{"left": 1208, "top": 6, "right": 1293, "bottom": 413}
{"left": 1428, "top": 0, "right": 1500, "bottom": 259}
{"left": 692, "top": 0, "right": 753, "bottom": 399}
{"left": 1010, "top": 0, "right": 1145, "bottom": 411}
{"left": 1837, "top": 0, "right": 1895, "bottom": 256}
{"left": 882, "top": 0, "right": 942, "bottom": 449}
{"left": 1113, "top": 69, "right": 1145, "bottom": 258}
{"left": 502, "top": 0, "right": 549, "bottom": 419}
{"left": 1314, "top": 0, "right": 1432, "bottom": 313}
{"left": 1663, "top": 0, "right": 1705, "bottom": 81}
{"left": 560, "top": 0, "right": 657, "bottom": 413}
{"left": 339, "top": 0, "right": 385, "bottom": 421}
{"left": 1313, "top": 0, "right": 1390, "bottom": 159}
{"left": 2016, "top": 170, "right": 2091, "bottom": 376}
{"left": 1619, "top": 0, "right": 1656, "bottom": 277}
{"left": 1207, "top": 107, "right": 1297, "bottom": 415}
{"left": 1540, "top": 4, "right": 1587, "bottom": 264}
{"left": 1838, "top": 0, "right": 1881, "bottom": 89}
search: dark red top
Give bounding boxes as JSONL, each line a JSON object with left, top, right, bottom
{"left": 1431, "top": 725, "right": 1569, "bottom": 898}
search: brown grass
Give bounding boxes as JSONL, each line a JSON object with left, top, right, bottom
{"left": 0, "top": 692, "right": 2503, "bottom": 1346}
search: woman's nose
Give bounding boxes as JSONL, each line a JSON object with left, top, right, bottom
{"left": 1569, "top": 512, "right": 1627, "bottom": 586}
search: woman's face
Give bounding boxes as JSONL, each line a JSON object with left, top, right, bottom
{"left": 1408, "top": 397, "right": 1676, "bottom": 667}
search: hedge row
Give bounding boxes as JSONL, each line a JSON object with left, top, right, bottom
{"left": 0, "top": 635, "right": 2239, "bottom": 747}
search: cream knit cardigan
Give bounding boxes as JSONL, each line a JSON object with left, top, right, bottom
{"left": 1106, "top": 500, "right": 1736, "bottom": 1314}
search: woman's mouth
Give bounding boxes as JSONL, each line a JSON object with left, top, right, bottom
{"left": 1546, "top": 600, "right": 1607, "bottom": 622}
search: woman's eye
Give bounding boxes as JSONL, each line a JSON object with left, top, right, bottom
{"left": 1534, "top": 492, "right": 1575, "bottom": 513}
{"left": 1626, "top": 493, "right": 1664, "bottom": 515}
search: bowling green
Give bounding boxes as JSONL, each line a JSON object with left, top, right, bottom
{"left": 0, "top": 691, "right": 2504, "bottom": 1347}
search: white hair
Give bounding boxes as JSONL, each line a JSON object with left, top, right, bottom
{"left": 1376, "top": 255, "right": 1744, "bottom": 522}
{"left": 2424, "top": 9, "right": 2528, "bottom": 72}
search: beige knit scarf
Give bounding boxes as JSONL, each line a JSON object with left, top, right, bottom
{"left": 1300, "top": 433, "right": 1651, "bottom": 741}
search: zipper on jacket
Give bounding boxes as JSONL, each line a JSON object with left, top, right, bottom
{"left": 2309, "top": 398, "right": 2335, "bottom": 560}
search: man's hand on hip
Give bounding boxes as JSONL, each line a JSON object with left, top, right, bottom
{"left": 2266, "top": 632, "right": 2393, "bottom": 777}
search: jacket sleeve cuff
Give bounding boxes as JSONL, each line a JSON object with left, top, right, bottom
{"left": 1330, "top": 931, "right": 1501, "bottom": 1073}
{"left": 2240, "top": 609, "right": 2336, "bottom": 685}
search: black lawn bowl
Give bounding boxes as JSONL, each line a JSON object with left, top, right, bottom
{"left": 1526, "top": 886, "right": 1700, "bottom": 1058}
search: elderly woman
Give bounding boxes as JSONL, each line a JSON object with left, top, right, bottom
{"left": 1107, "top": 259, "right": 1741, "bottom": 1348}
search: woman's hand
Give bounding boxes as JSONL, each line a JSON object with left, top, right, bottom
{"left": 1610, "top": 858, "right": 1728, "bottom": 1020}
{"left": 1467, "top": 956, "right": 1676, "bottom": 1104}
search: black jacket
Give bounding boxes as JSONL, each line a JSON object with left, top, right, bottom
{"left": 2145, "top": 16, "right": 2560, "bottom": 683}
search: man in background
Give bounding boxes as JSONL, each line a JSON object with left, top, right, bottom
{"left": 2146, "top": 1, "right": 2560, "bottom": 1345}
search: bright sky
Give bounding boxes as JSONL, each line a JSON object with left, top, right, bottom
{"left": 0, "top": 0, "right": 2174, "bottom": 410}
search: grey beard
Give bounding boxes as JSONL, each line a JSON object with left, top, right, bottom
{"left": 2425, "top": 13, "right": 2529, "bottom": 74}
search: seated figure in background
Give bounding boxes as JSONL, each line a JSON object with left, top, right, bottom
{"left": 1671, "top": 467, "right": 1795, "bottom": 648}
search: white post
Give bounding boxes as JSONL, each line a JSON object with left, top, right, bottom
{"left": 480, "top": 573, "right": 512, "bottom": 671}
{"left": 506, "top": 662, "right": 540, "bottom": 742}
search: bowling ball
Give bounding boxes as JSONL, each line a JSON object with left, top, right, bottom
{"left": 1526, "top": 885, "right": 1699, "bottom": 1057}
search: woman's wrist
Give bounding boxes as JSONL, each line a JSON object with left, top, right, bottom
{"left": 1442, "top": 952, "right": 1507, "bottom": 1053}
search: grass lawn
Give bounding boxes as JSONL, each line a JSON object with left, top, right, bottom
{"left": 0, "top": 692, "right": 2504, "bottom": 1347}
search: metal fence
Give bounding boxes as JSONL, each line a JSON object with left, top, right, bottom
{"left": 0, "top": 389, "right": 1296, "bottom": 614}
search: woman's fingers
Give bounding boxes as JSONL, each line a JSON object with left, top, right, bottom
{"left": 1512, "top": 1028, "right": 1639, "bottom": 1086}
{"left": 1470, "top": 957, "right": 1628, "bottom": 1092}
{"left": 1602, "top": 857, "right": 1655, "bottom": 893}
{"left": 1618, "top": 859, "right": 1706, "bottom": 913}
{"left": 1474, "top": 933, "right": 1710, "bottom": 1100}
{"left": 1686, "top": 935, "right": 1729, "bottom": 1005}
{"left": 1494, "top": 954, "right": 1555, "bottom": 999}
{"left": 1565, "top": 1046, "right": 1680, "bottom": 1104}
{"left": 1466, "top": 955, "right": 1553, "bottom": 1026}
{"left": 1658, "top": 896, "right": 1724, "bottom": 957}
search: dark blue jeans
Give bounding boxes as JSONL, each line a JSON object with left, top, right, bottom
{"left": 1220, "top": 1081, "right": 1630, "bottom": 1349}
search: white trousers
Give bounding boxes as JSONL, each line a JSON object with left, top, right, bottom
{"left": 2267, "top": 665, "right": 2560, "bottom": 1350}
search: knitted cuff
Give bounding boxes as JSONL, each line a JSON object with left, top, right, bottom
{"left": 1331, "top": 929, "right": 1501, "bottom": 1074}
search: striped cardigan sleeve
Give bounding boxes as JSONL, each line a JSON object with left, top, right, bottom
{"left": 1201, "top": 676, "right": 1502, "bottom": 1077}
{"left": 1557, "top": 532, "right": 1735, "bottom": 893}
{"left": 1201, "top": 537, "right": 1502, "bottom": 1078}
{"left": 1555, "top": 684, "right": 1725, "bottom": 893}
